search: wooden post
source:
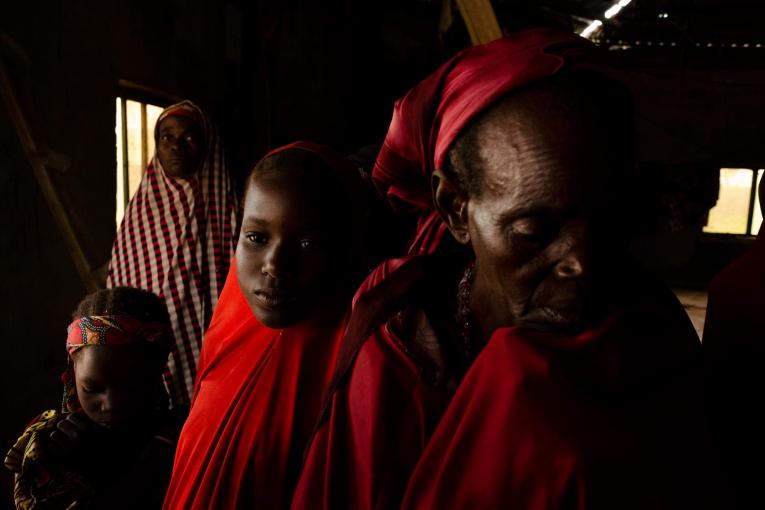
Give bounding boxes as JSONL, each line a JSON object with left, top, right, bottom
{"left": 455, "top": 0, "right": 502, "bottom": 46}
{"left": 0, "top": 54, "right": 99, "bottom": 292}
{"left": 140, "top": 101, "right": 148, "bottom": 175}
{"left": 121, "top": 97, "right": 129, "bottom": 209}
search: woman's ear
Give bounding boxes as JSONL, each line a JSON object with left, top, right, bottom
{"left": 432, "top": 169, "right": 470, "bottom": 245}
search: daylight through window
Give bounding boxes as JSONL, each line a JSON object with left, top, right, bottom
{"left": 115, "top": 97, "right": 164, "bottom": 226}
{"left": 704, "top": 168, "right": 764, "bottom": 236}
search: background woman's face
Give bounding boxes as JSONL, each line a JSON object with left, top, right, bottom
{"left": 156, "top": 115, "right": 204, "bottom": 178}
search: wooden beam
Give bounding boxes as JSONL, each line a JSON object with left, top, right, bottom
{"left": 0, "top": 54, "right": 99, "bottom": 292}
{"left": 121, "top": 97, "right": 129, "bottom": 208}
{"left": 456, "top": 0, "right": 503, "bottom": 46}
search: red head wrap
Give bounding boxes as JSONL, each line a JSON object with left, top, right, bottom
{"left": 156, "top": 100, "right": 206, "bottom": 137}
{"left": 371, "top": 28, "right": 610, "bottom": 253}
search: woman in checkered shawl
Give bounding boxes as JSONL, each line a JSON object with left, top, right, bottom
{"left": 106, "top": 100, "right": 239, "bottom": 408}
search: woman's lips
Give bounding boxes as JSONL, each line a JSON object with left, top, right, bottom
{"left": 523, "top": 304, "right": 586, "bottom": 332}
{"left": 539, "top": 306, "right": 581, "bottom": 325}
{"left": 253, "top": 290, "right": 296, "bottom": 309}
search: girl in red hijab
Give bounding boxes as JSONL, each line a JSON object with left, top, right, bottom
{"left": 162, "top": 142, "right": 375, "bottom": 509}
{"left": 292, "top": 29, "right": 721, "bottom": 510}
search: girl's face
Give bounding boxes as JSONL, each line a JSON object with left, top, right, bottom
{"left": 236, "top": 171, "right": 341, "bottom": 328}
{"left": 73, "top": 344, "right": 157, "bottom": 429}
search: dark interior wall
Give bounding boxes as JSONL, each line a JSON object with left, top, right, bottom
{"left": 238, "top": 0, "right": 459, "bottom": 166}
{"left": 629, "top": 59, "right": 765, "bottom": 166}
{"left": 621, "top": 50, "right": 765, "bottom": 282}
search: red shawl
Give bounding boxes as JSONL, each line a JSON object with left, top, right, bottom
{"left": 291, "top": 257, "right": 453, "bottom": 510}
{"left": 400, "top": 284, "right": 716, "bottom": 509}
{"left": 106, "top": 101, "right": 239, "bottom": 406}
{"left": 292, "top": 256, "right": 716, "bottom": 509}
{"left": 163, "top": 142, "right": 361, "bottom": 510}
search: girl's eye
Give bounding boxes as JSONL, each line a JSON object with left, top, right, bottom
{"left": 185, "top": 135, "right": 196, "bottom": 144}
{"left": 161, "top": 134, "right": 171, "bottom": 142}
{"left": 81, "top": 386, "right": 102, "bottom": 395}
{"left": 299, "top": 239, "right": 319, "bottom": 250}
{"left": 245, "top": 232, "right": 267, "bottom": 245}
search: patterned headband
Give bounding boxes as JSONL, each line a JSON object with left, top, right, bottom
{"left": 62, "top": 315, "right": 171, "bottom": 414}
{"left": 66, "top": 315, "right": 171, "bottom": 355}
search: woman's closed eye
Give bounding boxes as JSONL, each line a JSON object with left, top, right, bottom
{"left": 80, "top": 385, "right": 104, "bottom": 394}
{"left": 509, "top": 218, "right": 557, "bottom": 244}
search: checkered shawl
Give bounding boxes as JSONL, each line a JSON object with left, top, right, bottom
{"left": 106, "top": 101, "right": 239, "bottom": 406}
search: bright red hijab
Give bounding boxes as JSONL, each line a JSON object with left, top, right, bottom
{"left": 163, "top": 142, "right": 362, "bottom": 510}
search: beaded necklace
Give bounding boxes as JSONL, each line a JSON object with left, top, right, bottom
{"left": 455, "top": 260, "right": 476, "bottom": 359}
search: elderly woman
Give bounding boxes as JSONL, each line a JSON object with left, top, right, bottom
{"left": 106, "top": 100, "right": 239, "bottom": 407}
{"left": 292, "top": 29, "right": 721, "bottom": 509}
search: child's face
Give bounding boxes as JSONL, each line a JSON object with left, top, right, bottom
{"left": 236, "top": 172, "right": 339, "bottom": 328}
{"left": 73, "top": 344, "right": 157, "bottom": 429}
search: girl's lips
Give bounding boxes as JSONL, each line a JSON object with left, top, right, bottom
{"left": 522, "top": 305, "right": 586, "bottom": 333}
{"left": 254, "top": 290, "right": 296, "bottom": 309}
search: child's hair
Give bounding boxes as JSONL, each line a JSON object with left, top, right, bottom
{"left": 69, "top": 287, "right": 171, "bottom": 371}
{"left": 73, "top": 287, "right": 170, "bottom": 324}
{"left": 244, "top": 149, "right": 351, "bottom": 221}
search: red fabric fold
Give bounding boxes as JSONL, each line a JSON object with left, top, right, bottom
{"left": 292, "top": 256, "right": 716, "bottom": 510}
{"left": 401, "top": 292, "right": 715, "bottom": 509}
{"left": 291, "top": 258, "right": 454, "bottom": 510}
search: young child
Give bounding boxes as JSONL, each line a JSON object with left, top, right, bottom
{"left": 5, "top": 287, "right": 179, "bottom": 509}
{"left": 162, "top": 142, "right": 379, "bottom": 509}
